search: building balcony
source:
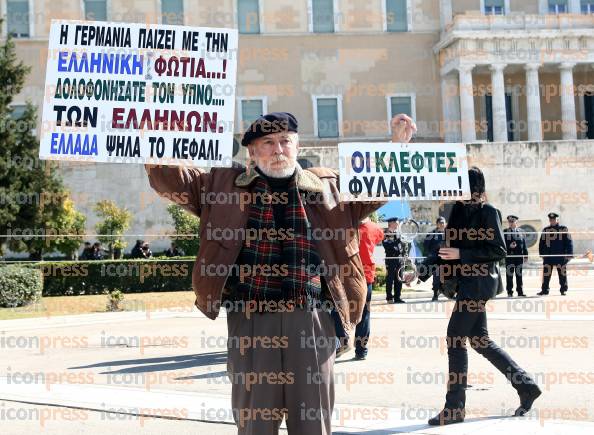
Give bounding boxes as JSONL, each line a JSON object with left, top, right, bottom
{"left": 445, "top": 12, "right": 594, "bottom": 34}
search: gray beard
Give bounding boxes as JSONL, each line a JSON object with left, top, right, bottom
{"left": 257, "top": 163, "right": 296, "bottom": 178}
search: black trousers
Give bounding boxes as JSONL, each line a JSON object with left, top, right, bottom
{"left": 445, "top": 300, "right": 536, "bottom": 410}
{"left": 541, "top": 263, "right": 568, "bottom": 293}
{"left": 432, "top": 270, "right": 440, "bottom": 298}
{"left": 385, "top": 261, "right": 403, "bottom": 300}
{"left": 354, "top": 284, "right": 373, "bottom": 357}
{"left": 505, "top": 262, "right": 524, "bottom": 294}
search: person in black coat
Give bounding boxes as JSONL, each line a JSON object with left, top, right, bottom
{"left": 504, "top": 215, "right": 528, "bottom": 297}
{"left": 92, "top": 242, "right": 104, "bottom": 260}
{"left": 130, "top": 240, "right": 146, "bottom": 259}
{"left": 415, "top": 167, "right": 541, "bottom": 426}
{"left": 537, "top": 212, "right": 573, "bottom": 296}
{"left": 166, "top": 242, "right": 184, "bottom": 257}
{"left": 80, "top": 242, "right": 93, "bottom": 260}
{"left": 423, "top": 216, "right": 446, "bottom": 301}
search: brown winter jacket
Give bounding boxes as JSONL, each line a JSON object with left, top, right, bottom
{"left": 145, "top": 163, "right": 384, "bottom": 332}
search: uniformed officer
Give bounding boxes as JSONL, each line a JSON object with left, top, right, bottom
{"left": 537, "top": 212, "right": 573, "bottom": 296}
{"left": 423, "top": 216, "right": 447, "bottom": 301}
{"left": 383, "top": 217, "right": 407, "bottom": 304}
{"left": 504, "top": 215, "right": 528, "bottom": 297}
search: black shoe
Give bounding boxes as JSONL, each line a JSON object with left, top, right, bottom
{"left": 515, "top": 385, "right": 542, "bottom": 416}
{"left": 561, "top": 291, "right": 567, "bottom": 296}
{"left": 386, "top": 297, "right": 393, "bottom": 303}
{"left": 335, "top": 343, "right": 352, "bottom": 358}
{"left": 536, "top": 291, "right": 549, "bottom": 296}
{"left": 507, "top": 293, "right": 513, "bottom": 297}
{"left": 518, "top": 293, "right": 526, "bottom": 297}
{"left": 428, "top": 408, "right": 465, "bottom": 426}
{"left": 432, "top": 296, "right": 438, "bottom": 301}
{"left": 354, "top": 353, "right": 367, "bottom": 361}
{"left": 393, "top": 299, "right": 406, "bottom": 304}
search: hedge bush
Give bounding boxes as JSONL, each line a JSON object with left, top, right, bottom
{"left": 8, "top": 259, "right": 388, "bottom": 298}
{"left": 39, "top": 258, "right": 195, "bottom": 296}
{"left": 373, "top": 265, "right": 387, "bottom": 292}
{"left": 0, "top": 265, "right": 43, "bottom": 307}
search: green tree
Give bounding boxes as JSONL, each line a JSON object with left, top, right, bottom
{"left": 54, "top": 197, "right": 87, "bottom": 259}
{"left": 167, "top": 204, "right": 200, "bottom": 256}
{"left": 8, "top": 187, "right": 87, "bottom": 260}
{"left": 0, "top": 23, "right": 89, "bottom": 260}
{"left": 0, "top": 24, "right": 34, "bottom": 254}
{"left": 0, "top": 25, "right": 87, "bottom": 260}
{"left": 94, "top": 200, "right": 132, "bottom": 259}
{"left": 369, "top": 211, "right": 383, "bottom": 223}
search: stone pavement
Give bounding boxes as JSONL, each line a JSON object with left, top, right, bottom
{"left": 1, "top": 267, "right": 593, "bottom": 434}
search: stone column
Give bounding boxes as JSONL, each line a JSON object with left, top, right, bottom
{"left": 559, "top": 62, "right": 577, "bottom": 140}
{"left": 440, "top": 0, "right": 453, "bottom": 30}
{"left": 458, "top": 64, "right": 476, "bottom": 142}
{"left": 525, "top": 63, "right": 543, "bottom": 142}
{"left": 441, "top": 73, "right": 461, "bottom": 142}
{"left": 568, "top": 0, "right": 581, "bottom": 14}
{"left": 490, "top": 63, "right": 508, "bottom": 142}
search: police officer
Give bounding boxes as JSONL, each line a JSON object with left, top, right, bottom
{"left": 423, "top": 216, "right": 446, "bottom": 301}
{"left": 383, "top": 217, "right": 407, "bottom": 303}
{"left": 537, "top": 212, "right": 573, "bottom": 296}
{"left": 504, "top": 215, "right": 528, "bottom": 297}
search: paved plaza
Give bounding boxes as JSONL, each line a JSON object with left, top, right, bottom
{"left": 1, "top": 268, "right": 593, "bottom": 434}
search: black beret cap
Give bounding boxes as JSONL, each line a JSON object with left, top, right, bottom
{"left": 507, "top": 215, "right": 519, "bottom": 221}
{"left": 241, "top": 112, "right": 298, "bottom": 146}
{"left": 387, "top": 217, "right": 400, "bottom": 223}
{"left": 436, "top": 216, "right": 446, "bottom": 223}
{"left": 548, "top": 212, "right": 559, "bottom": 219}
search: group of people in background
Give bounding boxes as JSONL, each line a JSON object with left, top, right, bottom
{"left": 79, "top": 241, "right": 104, "bottom": 260}
{"left": 130, "top": 240, "right": 153, "bottom": 259}
{"left": 371, "top": 210, "right": 574, "bottom": 305}
{"left": 78, "top": 241, "right": 184, "bottom": 259}
{"left": 503, "top": 211, "right": 573, "bottom": 297}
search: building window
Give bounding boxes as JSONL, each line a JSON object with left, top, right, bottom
{"left": 581, "top": 0, "right": 594, "bottom": 13}
{"left": 388, "top": 95, "right": 414, "bottom": 118}
{"left": 238, "top": 97, "right": 266, "bottom": 131}
{"left": 7, "top": 0, "right": 30, "bottom": 37}
{"left": 549, "top": 0, "right": 568, "bottom": 14}
{"left": 238, "top": 0, "right": 260, "bottom": 34}
{"left": 311, "top": 0, "right": 335, "bottom": 33}
{"left": 387, "top": 94, "right": 416, "bottom": 134}
{"left": 161, "top": 0, "right": 184, "bottom": 25}
{"left": 10, "top": 104, "right": 27, "bottom": 119}
{"left": 484, "top": 0, "right": 505, "bottom": 15}
{"left": 386, "top": 0, "right": 408, "bottom": 32}
{"left": 84, "top": 0, "right": 107, "bottom": 21}
{"left": 314, "top": 96, "right": 341, "bottom": 138}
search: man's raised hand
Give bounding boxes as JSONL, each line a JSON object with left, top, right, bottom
{"left": 391, "top": 114, "right": 417, "bottom": 144}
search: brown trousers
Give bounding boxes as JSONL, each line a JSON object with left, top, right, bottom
{"left": 226, "top": 306, "right": 336, "bottom": 435}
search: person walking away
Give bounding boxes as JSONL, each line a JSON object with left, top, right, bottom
{"left": 353, "top": 217, "right": 384, "bottom": 360}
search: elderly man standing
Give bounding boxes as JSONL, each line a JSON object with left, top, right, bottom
{"left": 145, "top": 112, "right": 416, "bottom": 435}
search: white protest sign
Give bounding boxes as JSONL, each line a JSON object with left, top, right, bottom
{"left": 39, "top": 20, "right": 238, "bottom": 167}
{"left": 338, "top": 143, "right": 471, "bottom": 201}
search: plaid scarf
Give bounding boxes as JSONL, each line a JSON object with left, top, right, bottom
{"left": 234, "top": 175, "right": 322, "bottom": 303}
